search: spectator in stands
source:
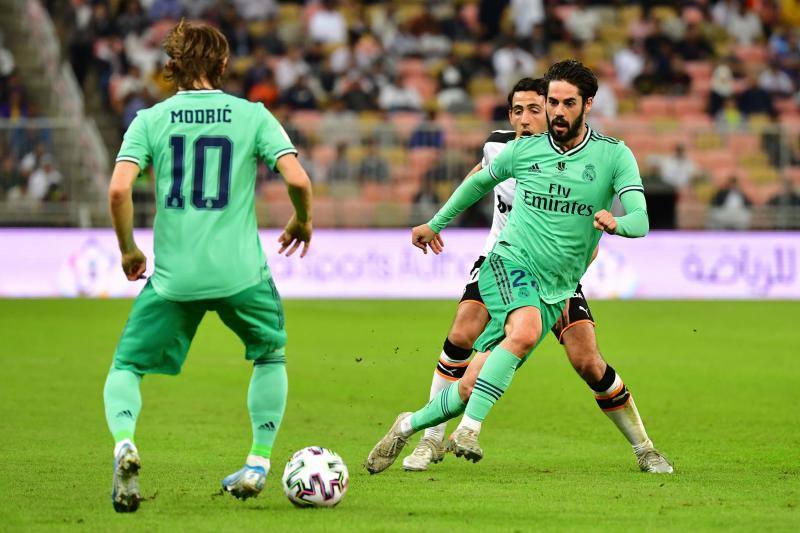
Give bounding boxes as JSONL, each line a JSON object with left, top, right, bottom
{"left": 319, "top": 98, "right": 360, "bottom": 146}
{"left": 0, "top": 155, "right": 23, "bottom": 200}
{"left": 737, "top": 73, "right": 776, "bottom": 117}
{"left": 614, "top": 38, "right": 646, "bottom": 89}
{"left": 437, "top": 54, "right": 472, "bottom": 113}
{"left": 633, "top": 59, "right": 660, "bottom": 95}
{"left": 658, "top": 144, "right": 699, "bottom": 191}
{"left": 715, "top": 96, "right": 744, "bottom": 132}
{"left": 708, "top": 61, "right": 736, "bottom": 116}
{"left": 592, "top": 71, "right": 618, "bottom": 120}
{"left": 409, "top": 110, "right": 444, "bottom": 150}
{"left": 565, "top": 0, "right": 601, "bottom": 44}
{"left": 357, "top": 138, "right": 390, "bottom": 184}
{"left": 707, "top": 175, "right": 752, "bottom": 230}
{"left": 148, "top": 0, "right": 183, "bottom": 22}
{"left": 232, "top": 0, "right": 278, "bottom": 21}
{"left": 27, "top": 154, "right": 63, "bottom": 202}
{"left": 758, "top": 61, "right": 795, "bottom": 97}
{"left": 326, "top": 143, "right": 355, "bottom": 183}
{"left": 768, "top": 179, "right": 800, "bottom": 206}
{"left": 19, "top": 142, "right": 47, "bottom": 180}
{"left": 641, "top": 159, "right": 677, "bottom": 229}
{"left": 492, "top": 38, "right": 536, "bottom": 94}
{"left": 309, "top": 0, "right": 347, "bottom": 45}
{"left": 720, "top": 1, "right": 763, "bottom": 45}
{"left": 663, "top": 56, "right": 692, "bottom": 95}
{"left": 335, "top": 73, "right": 378, "bottom": 112}
{"left": 275, "top": 45, "right": 310, "bottom": 92}
{"left": 247, "top": 69, "right": 280, "bottom": 108}
{"left": 677, "top": 24, "right": 714, "bottom": 61}
{"left": 378, "top": 75, "right": 422, "bottom": 112}
{"left": 0, "top": 32, "right": 15, "bottom": 78}
{"left": 283, "top": 75, "right": 319, "bottom": 110}
{"left": 510, "top": 0, "right": 545, "bottom": 39}
{"left": 768, "top": 179, "right": 800, "bottom": 228}
{"left": 116, "top": 0, "right": 149, "bottom": 36}
{"left": 0, "top": 87, "right": 26, "bottom": 119}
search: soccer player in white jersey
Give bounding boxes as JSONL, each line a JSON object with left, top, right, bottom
{"left": 398, "top": 77, "right": 672, "bottom": 474}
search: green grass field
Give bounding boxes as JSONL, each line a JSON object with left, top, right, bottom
{"left": 0, "top": 299, "right": 798, "bottom": 531}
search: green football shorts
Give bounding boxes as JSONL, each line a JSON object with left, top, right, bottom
{"left": 473, "top": 253, "right": 565, "bottom": 365}
{"left": 113, "top": 273, "right": 286, "bottom": 375}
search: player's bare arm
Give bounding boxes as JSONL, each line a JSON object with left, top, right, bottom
{"left": 277, "top": 154, "right": 313, "bottom": 258}
{"left": 108, "top": 161, "right": 146, "bottom": 281}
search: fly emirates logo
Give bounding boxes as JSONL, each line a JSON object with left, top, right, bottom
{"left": 520, "top": 183, "right": 594, "bottom": 217}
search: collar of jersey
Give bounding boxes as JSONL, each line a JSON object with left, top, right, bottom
{"left": 176, "top": 89, "right": 223, "bottom": 95}
{"left": 547, "top": 124, "right": 592, "bottom": 157}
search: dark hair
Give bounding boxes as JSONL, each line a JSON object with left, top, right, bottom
{"left": 163, "top": 20, "right": 229, "bottom": 90}
{"left": 543, "top": 59, "right": 598, "bottom": 100}
{"left": 507, "top": 77, "right": 547, "bottom": 108}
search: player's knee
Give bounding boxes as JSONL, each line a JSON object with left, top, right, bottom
{"left": 506, "top": 329, "right": 539, "bottom": 355}
{"left": 447, "top": 327, "right": 478, "bottom": 351}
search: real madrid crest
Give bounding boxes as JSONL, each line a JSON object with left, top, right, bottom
{"left": 582, "top": 163, "right": 596, "bottom": 182}
{"left": 556, "top": 161, "right": 566, "bottom": 173}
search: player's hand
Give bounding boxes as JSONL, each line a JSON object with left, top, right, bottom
{"left": 279, "top": 215, "right": 312, "bottom": 258}
{"left": 593, "top": 209, "right": 617, "bottom": 234}
{"left": 121, "top": 247, "right": 147, "bottom": 281}
{"left": 411, "top": 224, "right": 444, "bottom": 255}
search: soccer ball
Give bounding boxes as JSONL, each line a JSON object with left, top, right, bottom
{"left": 281, "top": 446, "right": 349, "bottom": 507}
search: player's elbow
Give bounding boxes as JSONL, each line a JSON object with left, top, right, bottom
{"left": 108, "top": 182, "right": 132, "bottom": 206}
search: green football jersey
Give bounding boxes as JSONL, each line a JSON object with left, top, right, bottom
{"left": 487, "top": 127, "right": 644, "bottom": 303}
{"left": 116, "top": 89, "right": 297, "bottom": 301}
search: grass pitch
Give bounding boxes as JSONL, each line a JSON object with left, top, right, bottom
{"left": 0, "top": 299, "right": 797, "bottom": 531}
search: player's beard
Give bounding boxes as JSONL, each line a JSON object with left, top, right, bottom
{"left": 547, "top": 108, "right": 585, "bottom": 144}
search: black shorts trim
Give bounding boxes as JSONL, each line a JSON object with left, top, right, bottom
{"left": 551, "top": 284, "right": 595, "bottom": 343}
{"left": 459, "top": 256, "right": 486, "bottom": 304}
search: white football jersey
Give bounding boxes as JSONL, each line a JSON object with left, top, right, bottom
{"left": 479, "top": 130, "right": 517, "bottom": 256}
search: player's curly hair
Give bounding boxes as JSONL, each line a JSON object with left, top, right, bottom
{"left": 507, "top": 77, "right": 547, "bottom": 108}
{"left": 544, "top": 59, "right": 598, "bottom": 101}
{"left": 163, "top": 19, "right": 229, "bottom": 90}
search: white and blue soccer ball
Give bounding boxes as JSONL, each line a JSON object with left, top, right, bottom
{"left": 281, "top": 446, "right": 349, "bottom": 507}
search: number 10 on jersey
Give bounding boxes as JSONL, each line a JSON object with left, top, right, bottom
{"left": 167, "top": 135, "right": 233, "bottom": 210}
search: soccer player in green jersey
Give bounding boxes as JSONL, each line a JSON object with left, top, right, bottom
{"left": 367, "top": 60, "right": 672, "bottom": 474}
{"left": 401, "top": 78, "right": 670, "bottom": 475}
{"left": 104, "top": 21, "right": 313, "bottom": 512}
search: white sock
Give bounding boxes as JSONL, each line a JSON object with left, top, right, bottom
{"left": 114, "top": 438, "right": 137, "bottom": 458}
{"left": 398, "top": 414, "right": 415, "bottom": 437}
{"left": 246, "top": 454, "right": 271, "bottom": 472}
{"left": 423, "top": 371, "right": 451, "bottom": 441}
{"left": 632, "top": 439, "right": 654, "bottom": 456}
{"left": 456, "top": 415, "right": 482, "bottom": 433}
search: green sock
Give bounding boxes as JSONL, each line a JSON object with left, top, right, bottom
{"left": 410, "top": 381, "right": 466, "bottom": 431}
{"left": 103, "top": 367, "right": 142, "bottom": 444}
{"left": 248, "top": 359, "right": 288, "bottom": 459}
{"left": 464, "top": 346, "right": 520, "bottom": 422}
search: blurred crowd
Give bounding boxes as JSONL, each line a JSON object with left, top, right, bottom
{"left": 21, "top": 0, "right": 800, "bottom": 228}
{"left": 0, "top": 31, "right": 65, "bottom": 204}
